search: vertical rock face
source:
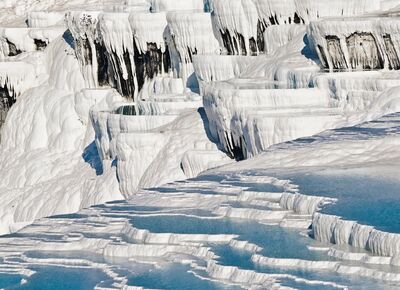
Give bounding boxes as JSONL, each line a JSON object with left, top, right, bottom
{"left": 346, "top": 33, "right": 383, "bottom": 70}
{"left": 68, "top": 11, "right": 173, "bottom": 100}
{"left": 383, "top": 34, "right": 400, "bottom": 70}
{"left": 208, "top": 0, "right": 379, "bottom": 56}
{"left": 64, "top": 1, "right": 385, "bottom": 99}
{"left": 325, "top": 35, "right": 347, "bottom": 70}
{"left": 133, "top": 42, "right": 170, "bottom": 92}
{"left": 308, "top": 18, "right": 400, "bottom": 71}
{"left": 98, "top": 13, "right": 137, "bottom": 100}
{"left": 129, "top": 12, "right": 171, "bottom": 93}
{"left": 66, "top": 12, "right": 108, "bottom": 88}
{"left": 0, "top": 86, "right": 13, "bottom": 131}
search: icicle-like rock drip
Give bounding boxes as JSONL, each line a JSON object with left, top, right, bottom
{"left": 98, "top": 13, "right": 137, "bottom": 99}
{"left": 308, "top": 17, "right": 400, "bottom": 71}
{"left": 66, "top": 11, "right": 110, "bottom": 88}
{"left": 166, "top": 11, "right": 220, "bottom": 87}
{"left": 0, "top": 27, "right": 64, "bottom": 59}
{"left": 210, "top": 0, "right": 259, "bottom": 55}
{"left": 0, "top": 62, "right": 37, "bottom": 131}
{"left": 210, "top": 0, "right": 381, "bottom": 55}
{"left": 129, "top": 12, "right": 172, "bottom": 93}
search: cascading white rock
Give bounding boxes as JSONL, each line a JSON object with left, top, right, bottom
{"left": 150, "top": 0, "right": 205, "bottom": 12}
{"left": 263, "top": 25, "right": 306, "bottom": 54}
{"left": 99, "top": 12, "right": 137, "bottom": 98}
{"left": 115, "top": 132, "right": 167, "bottom": 195}
{"left": 209, "top": 0, "right": 259, "bottom": 55}
{"left": 0, "top": 62, "right": 37, "bottom": 100}
{"left": 166, "top": 11, "right": 221, "bottom": 86}
{"left": 280, "top": 192, "right": 336, "bottom": 215}
{"left": 308, "top": 17, "right": 400, "bottom": 71}
{"left": 312, "top": 213, "right": 400, "bottom": 258}
{"left": 27, "top": 11, "right": 65, "bottom": 28}
{"left": 66, "top": 11, "right": 104, "bottom": 88}
{"left": 181, "top": 150, "right": 232, "bottom": 178}
{"left": 0, "top": 27, "right": 64, "bottom": 59}
{"left": 90, "top": 106, "right": 177, "bottom": 161}
{"left": 202, "top": 84, "right": 334, "bottom": 158}
{"left": 129, "top": 12, "right": 168, "bottom": 54}
{"left": 209, "top": 0, "right": 381, "bottom": 55}
{"left": 192, "top": 54, "right": 252, "bottom": 84}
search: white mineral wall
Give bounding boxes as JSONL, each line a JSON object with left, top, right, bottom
{"left": 308, "top": 17, "right": 400, "bottom": 71}
{"left": 150, "top": 0, "right": 205, "bottom": 12}
{"left": 129, "top": 12, "right": 168, "bottom": 54}
{"left": 115, "top": 132, "right": 167, "bottom": 195}
{"left": 166, "top": 12, "right": 220, "bottom": 85}
{"left": 0, "top": 27, "right": 64, "bottom": 59}
{"left": 66, "top": 11, "right": 102, "bottom": 88}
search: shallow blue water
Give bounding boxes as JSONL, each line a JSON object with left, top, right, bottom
{"left": 257, "top": 113, "right": 400, "bottom": 234}
{"left": 0, "top": 273, "right": 23, "bottom": 289}
{"left": 131, "top": 215, "right": 324, "bottom": 261}
{"left": 272, "top": 170, "right": 400, "bottom": 234}
{"left": 128, "top": 264, "right": 238, "bottom": 290}
{"left": 212, "top": 241, "right": 393, "bottom": 290}
{"left": 13, "top": 266, "right": 108, "bottom": 290}
{"left": 2, "top": 112, "right": 400, "bottom": 289}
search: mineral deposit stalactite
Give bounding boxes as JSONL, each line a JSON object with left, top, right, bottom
{"left": 109, "top": 49, "right": 136, "bottom": 99}
{"left": 95, "top": 41, "right": 110, "bottom": 86}
{"left": 133, "top": 41, "right": 171, "bottom": 92}
{"left": 326, "top": 35, "right": 347, "bottom": 70}
{"left": 383, "top": 34, "right": 400, "bottom": 70}
{"left": 346, "top": 32, "right": 383, "bottom": 70}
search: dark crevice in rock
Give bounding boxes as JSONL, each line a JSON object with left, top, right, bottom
{"left": 133, "top": 40, "right": 171, "bottom": 92}
{"left": 6, "top": 39, "right": 22, "bottom": 56}
{"left": 95, "top": 41, "right": 110, "bottom": 86}
{"left": 237, "top": 33, "right": 247, "bottom": 55}
{"left": 82, "top": 37, "right": 93, "bottom": 65}
{"left": 274, "top": 14, "right": 279, "bottom": 25}
{"left": 383, "top": 34, "right": 400, "bottom": 70}
{"left": 294, "top": 13, "right": 304, "bottom": 24}
{"left": 249, "top": 37, "right": 258, "bottom": 55}
{"left": 110, "top": 49, "right": 136, "bottom": 100}
{"left": 220, "top": 29, "right": 235, "bottom": 55}
{"left": 231, "top": 134, "right": 245, "bottom": 161}
{"left": 257, "top": 20, "right": 266, "bottom": 52}
{"left": 187, "top": 46, "right": 197, "bottom": 63}
{"left": 0, "top": 85, "right": 16, "bottom": 131}
{"left": 163, "top": 44, "right": 171, "bottom": 74}
{"left": 223, "top": 132, "right": 245, "bottom": 161}
{"left": 34, "top": 39, "right": 47, "bottom": 51}
{"left": 220, "top": 29, "right": 252, "bottom": 55}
